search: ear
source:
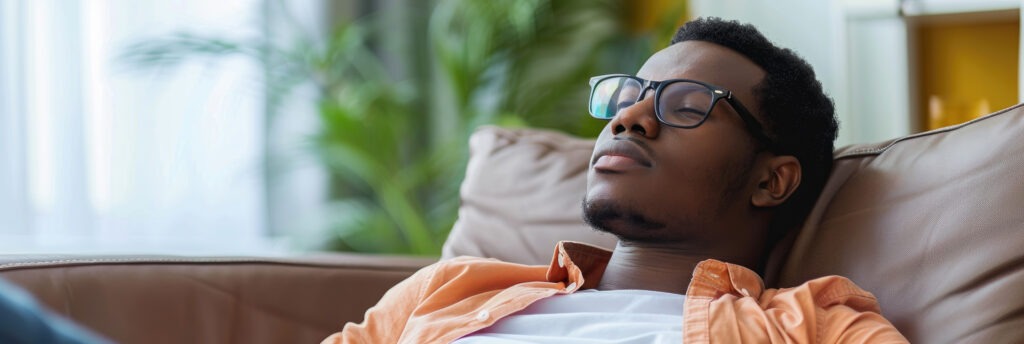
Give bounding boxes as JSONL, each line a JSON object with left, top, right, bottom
{"left": 751, "top": 155, "right": 801, "bottom": 208}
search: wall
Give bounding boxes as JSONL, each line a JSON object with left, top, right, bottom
{"left": 690, "top": 0, "right": 912, "bottom": 146}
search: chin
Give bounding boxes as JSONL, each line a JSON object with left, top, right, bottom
{"left": 582, "top": 198, "right": 666, "bottom": 241}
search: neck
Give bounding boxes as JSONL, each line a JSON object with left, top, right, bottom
{"left": 596, "top": 238, "right": 765, "bottom": 295}
{"left": 596, "top": 241, "right": 706, "bottom": 295}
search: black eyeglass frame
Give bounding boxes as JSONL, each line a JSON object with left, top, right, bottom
{"left": 588, "top": 74, "right": 775, "bottom": 149}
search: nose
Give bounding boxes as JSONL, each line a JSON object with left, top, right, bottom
{"left": 607, "top": 90, "right": 660, "bottom": 138}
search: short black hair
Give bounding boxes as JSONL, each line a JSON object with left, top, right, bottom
{"left": 670, "top": 17, "right": 838, "bottom": 245}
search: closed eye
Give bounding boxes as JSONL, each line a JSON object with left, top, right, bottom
{"left": 666, "top": 107, "right": 706, "bottom": 123}
{"left": 672, "top": 107, "right": 704, "bottom": 115}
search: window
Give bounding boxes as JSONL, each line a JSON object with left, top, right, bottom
{"left": 0, "top": 0, "right": 277, "bottom": 254}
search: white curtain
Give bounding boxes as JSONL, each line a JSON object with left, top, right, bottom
{"left": 0, "top": 0, "right": 276, "bottom": 254}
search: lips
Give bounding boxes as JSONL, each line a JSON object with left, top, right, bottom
{"left": 592, "top": 139, "right": 653, "bottom": 172}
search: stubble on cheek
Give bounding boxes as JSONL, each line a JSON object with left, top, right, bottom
{"left": 708, "top": 148, "right": 759, "bottom": 217}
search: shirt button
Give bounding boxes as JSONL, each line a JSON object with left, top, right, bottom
{"left": 476, "top": 310, "right": 489, "bottom": 321}
{"left": 557, "top": 255, "right": 566, "bottom": 268}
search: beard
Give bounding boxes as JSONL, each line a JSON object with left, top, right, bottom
{"left": 581, "top": 143, "right": 762, "bottom": 243}
{"left": 581, "top": 154, "right": 757, "bottom": 243}
{"left": 582, "top": 198, "right": 667, "bottom": 242}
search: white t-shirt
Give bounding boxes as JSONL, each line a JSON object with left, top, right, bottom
{"left": 452, "top": 289, "right": 686, "bottom": 344}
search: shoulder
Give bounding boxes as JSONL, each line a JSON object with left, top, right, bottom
{"left": 415, "top": 256, "right": 551, "bottom": 291}
{"left": 767, "top": 276, "right": 908, "bottom": 342}
{"left": 750, "top": 276, "right": 907, "bottom": 342}
{"left": 768, "top": 275, "right": 882, "bottom": 313}
{"left": 433, "top": 256, "right": 536, "bottom": 273}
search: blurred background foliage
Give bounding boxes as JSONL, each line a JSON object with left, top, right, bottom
{"left": 122, "top": 0, "right": 686, "bottom": 255}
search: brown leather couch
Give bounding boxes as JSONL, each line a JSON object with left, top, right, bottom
{"left": 5, "top": 103, "right": 1024, "bottom": 343}
{"left": 0, "top": 254, "right": 434, "bottom": 343}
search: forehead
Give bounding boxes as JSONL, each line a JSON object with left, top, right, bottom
{"left": 637, "top": 40, "right": 765, "bottom": 96}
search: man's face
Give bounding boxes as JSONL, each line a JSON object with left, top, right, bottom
{"left": 583, "top": 40, "right": 768, "bottom": 245}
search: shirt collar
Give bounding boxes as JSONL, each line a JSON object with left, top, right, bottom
{"left": 686, "top": 259, "right": 765, "bottom": 299}
{"left": 545, "top": 241, "right": 612, "bottom": 290}
{"left": 545, "top": 241, "right": 765, "bottom": 298}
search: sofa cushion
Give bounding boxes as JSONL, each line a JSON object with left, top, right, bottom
{"left": 779, "top": 103, "right": 1024, "bottom": 343}
{"left": 442, "top": 126, "right": 617, "bottom": 265}
{"left": 445, "top": 104, "right": 1024, "bottom": 342}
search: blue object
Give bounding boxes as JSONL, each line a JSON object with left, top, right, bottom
{"left": 0, "top": 278, "right": 110, "bottom": 344}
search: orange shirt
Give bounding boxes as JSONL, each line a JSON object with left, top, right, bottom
{"left": 323, "top": 241, "right": 907, "bottom": 343}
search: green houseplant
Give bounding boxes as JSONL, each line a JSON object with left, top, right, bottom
{"left": 122, "top": 0, "right": 685, "bottom": 255}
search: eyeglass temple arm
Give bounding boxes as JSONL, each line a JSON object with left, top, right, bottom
{"left": 725, "top": 94, "right": 775, "bottom": 149}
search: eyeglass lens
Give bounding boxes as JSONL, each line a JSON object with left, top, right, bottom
{"left": 590, "top": 76, "right": 715, "bottom": 128}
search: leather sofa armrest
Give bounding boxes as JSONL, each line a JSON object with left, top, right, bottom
{"left": 0, "top": 253, "right": 436, "bottom": 344}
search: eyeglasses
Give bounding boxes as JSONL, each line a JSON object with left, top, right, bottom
{"left": 588, "top": 74, "right": 774, "bottom": 148}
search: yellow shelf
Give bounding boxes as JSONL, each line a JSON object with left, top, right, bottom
{"left": 912, "top": 11, "right": 1019, "bottom": 130}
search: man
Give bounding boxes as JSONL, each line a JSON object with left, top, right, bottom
{"left": 323, "top": 18, "right": 907, "bottom": 343}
